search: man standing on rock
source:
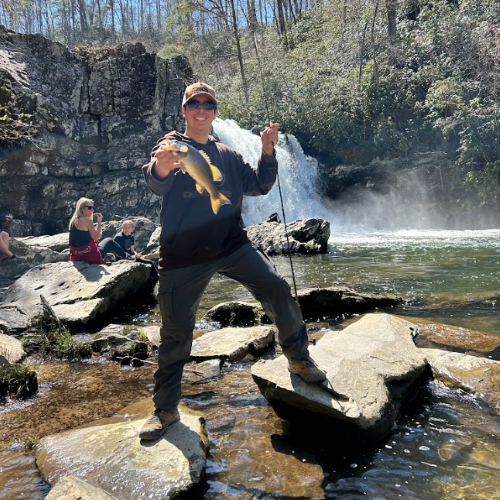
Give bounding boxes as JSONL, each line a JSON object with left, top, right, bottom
{"left": 140, "top": 82, "right": 326, "bottom": 440}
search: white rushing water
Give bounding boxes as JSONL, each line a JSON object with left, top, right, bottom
{"left": 213, "top": 119, "right": 500, "bottom": 246}
{"left": 213, "top": 118, "right": 333, "bottom": 226}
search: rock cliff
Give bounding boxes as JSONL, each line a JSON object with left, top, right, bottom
{"left": 0, "top": 25, "right": 191, "bottom": 236}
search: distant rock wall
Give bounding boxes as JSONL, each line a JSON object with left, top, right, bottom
{"left": 0, "top": 25, "right": 192, "bottom": 236}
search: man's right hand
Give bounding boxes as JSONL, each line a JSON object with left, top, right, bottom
{"left": 153, "top": 146, "right": 182, "bottom": 178}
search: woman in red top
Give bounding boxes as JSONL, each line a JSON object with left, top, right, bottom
{"left": 68, "top": 198, "right": 105, "bottom": 265}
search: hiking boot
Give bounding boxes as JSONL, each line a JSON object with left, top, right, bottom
{"left": 288, "top": 357, "right": 327, "bottom": 383}
{"left": 139, "top": 408, "right": 180, "bottom": 441}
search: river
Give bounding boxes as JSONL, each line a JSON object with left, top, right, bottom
{"left": 0, "top": 121, "right": 499, "bottom": 499}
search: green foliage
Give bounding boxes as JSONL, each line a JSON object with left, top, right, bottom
{"left": 23, "top": 318, "right": 91, "bottom": 360}
{"left": 24, "top": 435, "right": 39, "bottom": 451}
{"left": 210, "top": 0, "right": 500, "bottom": 201}
{"left": 3, "top": 0, "right": 499, "bottom": 204}
{"left": 0, "top": 361, "right": 38, "bottom": 400}
{"left": 135, "top": 329, "right": 149, "bottom": 342}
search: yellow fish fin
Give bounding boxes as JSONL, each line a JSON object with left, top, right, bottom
{"left": 195, "top": 183, "right": 205, "bottom": 194}
{"left": 210, "top": 192, "right": 231, "bottom": 215}
{"left": 209, "top": 164, "right": 223, "bottom": 182}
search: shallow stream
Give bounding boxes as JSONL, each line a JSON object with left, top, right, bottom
{"left": 1, "top": 230, "right": 499, "bottom": 499}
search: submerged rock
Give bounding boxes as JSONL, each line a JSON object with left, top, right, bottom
{"left": 251, "top": 313, "right": 429, "bottom": 441}
{"left": 36, "top": 401, "right": 208, "bottom": 500}
{"left": 246, "top": 218, "right": 330, "bottom": 255}
{"left": 422, "top": 348, "right": 500, "bottom": 414}
{"left": 0, "top": 260, "right": 155, "bottom": 332}
{"left": 191, "top": 326, "right": 275, "bottom": 362}
{"left": 45, "top": 475, "right": 118, "bottom": 500}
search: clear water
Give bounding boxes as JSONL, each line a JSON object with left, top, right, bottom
{"left": 1, "top": 121, "right": 499, "bottom": 499}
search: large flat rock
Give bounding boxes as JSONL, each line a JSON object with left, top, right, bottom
{"left": 36, "top": 400, "right": 208, "bottom": 500}
{"left": 251, "top": 313, "right": 428, "bottom": 441}
{"left": 191, "top": 326, "right": 275, "bottom": 361}
{"left": 0, "top": 260, "right": 155, "bottom": 332}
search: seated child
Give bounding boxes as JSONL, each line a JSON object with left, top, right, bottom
{"left": 100, "top": 220, "right": 158, "bottom": 278}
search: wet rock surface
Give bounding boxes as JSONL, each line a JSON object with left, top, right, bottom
{"left": 36, "top": 399, "right": 208, "bottom": 500}
{"left": 252, "top": 313, "right": 429, "bottom": 440}
{"left": 45, "top": 475, "right": 118, "bottom": 500}
{"left": 422, "top": 348, "right": 500, "bottom": 414}
{"left": 413, "top": 319, "right": 500, "bottom": 357}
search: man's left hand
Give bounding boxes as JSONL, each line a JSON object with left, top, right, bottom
{"left": 261, "top": 122, "right": 279, "bottom": 156}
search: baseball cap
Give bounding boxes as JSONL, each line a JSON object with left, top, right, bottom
{"left": 182, "top": 82, "right": 217, "bottom": 106}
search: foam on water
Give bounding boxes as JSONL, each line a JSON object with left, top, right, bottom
{"left": 213, "top": 119, "right": 500, "bottom": 248}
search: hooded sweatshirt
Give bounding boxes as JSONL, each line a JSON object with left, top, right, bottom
{"left": 142, "top": 131, "right": 278, "bottom": 270}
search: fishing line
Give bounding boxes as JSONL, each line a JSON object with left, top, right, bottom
{"left": 254, "top": 39, "right": 299, "bottom": 301}
{"left": 272, "top": 139, "right": 299, "bottom": 302}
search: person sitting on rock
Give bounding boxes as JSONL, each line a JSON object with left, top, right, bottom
{"left": 99, "top": 220, "right": 158, "bottom": 279}
{"left": 68, "top": 198, "right": 106, "bottom": 265}
{"left": 0, "top": 211, "right": 25, "bottom": 263}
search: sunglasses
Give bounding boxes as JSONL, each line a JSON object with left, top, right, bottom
{"left": 84, "top": 206, "right": 95, "bottom": 210}
{"left": 186, "top": 100, "right": 217, "bottom": 111}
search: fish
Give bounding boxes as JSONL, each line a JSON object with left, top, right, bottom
{"left": 160, "top": 139, "right": 231, "bottom": 215}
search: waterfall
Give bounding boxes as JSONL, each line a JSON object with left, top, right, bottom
{"left": 213, "top": 119, "right": 333, "bottom": 227}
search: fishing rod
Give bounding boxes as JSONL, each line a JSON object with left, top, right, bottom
{"left": 255, "top": 40, "right": 299, "bottom": 302}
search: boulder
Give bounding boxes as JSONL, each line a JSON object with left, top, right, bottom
{"left": 0, "top": 332, "right": 26, "bottom": 363}
{"left": 251, "top": 313, "right": 429, "bottom": 441}
{"left": 0, "top": 260, "right": 155, "bottom": 332}
{"left": 202, "top": 301, "right": 260, "bottom": 326}
{"left": 296, "top": 287, "right": 403, "bottom": 321}
{"left": 145, "top": 226, "right": 161, "bottom": 253}
{"left": 45, "top": 475, "right": 118, "bottom": 500}
{"left": 0, "top": 307, "right": 30, "bottom": 334}
{"left": 18, "top": 233, "right": 69, "bottom": 252}
{"left": 202, "top": 288, "right": 403, "bottom": 326}
{"left": 191, "top": 326, "right": 275, "bottom": 362}
{"left": 36, "top": 400, "right": 208, "bottom": 500}
{"left": 246, "top": 218, "right": 330, "bottom": 255}
{"left": 0, "top": 238, "right": 68, "bottom": 279}
{"left": 188, "top": 359, "right": 222, "bottom": 381}
{"left": 412, "top": 320, "right": 500, "bottom": 357}
{"left": 422, "top": 348, "right": 500, "bottom": 414}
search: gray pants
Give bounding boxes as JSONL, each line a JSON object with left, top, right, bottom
{"left": 153, "top": 243, "right": 310, "bottom": 410}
